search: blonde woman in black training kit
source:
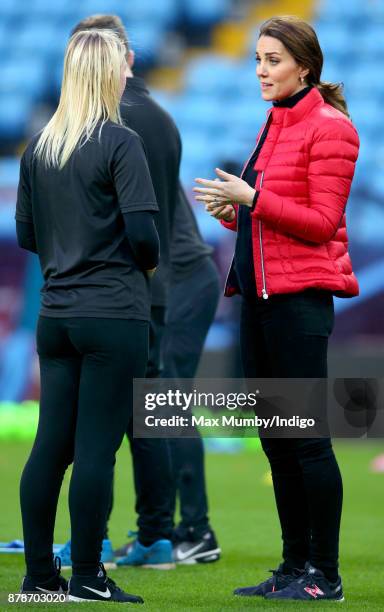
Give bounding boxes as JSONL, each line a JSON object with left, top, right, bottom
{"left": 16, "top": 30, "right": 159, "bottom": 603}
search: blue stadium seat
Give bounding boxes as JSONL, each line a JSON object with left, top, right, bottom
{"left": 14, "top": 21, "right": 59, "bottom": 58}
{"left": 119, "top": 0, "right": 179, "bottom": 26}
{"left": 344, "top": 66, "right": 384, "bottom": 99}
{"left": 122, "top": 21, "right": 164, "bottom": 66}
{"left": 317, "top": 0, "right": 384, "bottom": 21}
{"left": 356, "top": 26, "right": 384, "bottom": 58}
{"left": 183, "top": 0, "right": 231, "bottom": 25}
{"left": 185, "top": 55, "right": 240, "bottom": 95}
{"left": 0, "top": 57, "right": 46, "bottom": 101}
{"left": 175, "top": 95, "right": 227, "bottom": 133}
{"left": 0, "top": 95, "right": 32, "bottom": 139}
{"left": 27, "top": 0, "right": 73, "bottom": 19}
{"left": 313, "top": 22, "right": 352, "bottom": 63}
{"left": 0, "top": 157, "right": 21, "bottom": 187}
{"left": 0, "top": 0, "right": 25, "bottom": 19}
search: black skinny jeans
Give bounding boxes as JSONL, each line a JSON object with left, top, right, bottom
{"left": 240, "top": 290, "right": 343, "bottom": 580}
{"left": 20, "top": 316, "right": 148, "bottom": 579}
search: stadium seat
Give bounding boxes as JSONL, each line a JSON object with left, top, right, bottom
{"left": 14, "top": 21, "right": 59, "bottom": 58}
{"left": 122, "top": 21, "right": 164, "bottom": 66}
{"left": 0, "top": 57, "right": 46, "bottom": 101}
{"left": 118, "top": 0, "right": 180, "bottom": 26}
{"left": 182, "top": 0, "right": 231, "bottom": 25}
{"left": 185, "top": 55, "right": 240, "bottom": 95}
{"left": 0, "top": 95, "right": 32, "bottom": 139}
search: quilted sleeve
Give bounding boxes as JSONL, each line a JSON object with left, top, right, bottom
{"left": 252, "top": 119, "right": 359, "bottom": 244}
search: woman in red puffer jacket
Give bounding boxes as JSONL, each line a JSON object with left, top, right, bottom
{"left": 194, "top": 16, "right": 359, "bottom": 603}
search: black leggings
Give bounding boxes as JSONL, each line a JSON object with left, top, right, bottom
{"left": 20, "top": 316, "right": 148, "bottom": 579}
{"left": 240, "top": 291, "right": 342, "bottom": 581}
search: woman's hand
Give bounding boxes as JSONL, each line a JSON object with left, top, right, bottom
{"left": 205, "top": 202, "right": 236, "bottom": 222}
{"left": 193, "top": 168, "right": 255, "bottom": 208}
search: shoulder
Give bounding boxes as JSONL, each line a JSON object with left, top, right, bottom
{"left": 307, "top": 104, "right": 359, "bottom": 148}
{"left": 121, "top": 90, "right": 180, "bottom": 138}
{"left": 100, "top": 121, "right": 146, "bottom": 160}
{"left": 20, "top": 132, "right": 41, "bottom": 168}
{"left": 101, "top": 121, "right": 142, "bottom": 145}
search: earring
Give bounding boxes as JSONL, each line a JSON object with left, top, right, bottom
{"left": 300, "top": 76, "right": 304, "bottom": 84}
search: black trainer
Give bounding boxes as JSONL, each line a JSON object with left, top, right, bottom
{"left": 234, "top": 563, "right": 302, "bottom": 597}
{"left": 68, "top": 563, "right": 143, "bottom": 603}
{"left": 172, "top": 529, "right": 221, "bottom": 564}
{"left": 21, "top": 557, "right": 68, "bottom": 594}
{"left": 265, "top": 562, "right": 344, "bottom": 601}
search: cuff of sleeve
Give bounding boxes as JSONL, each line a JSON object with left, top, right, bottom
{"left": 251, "top": 190, "right": 259, "bottom": 212}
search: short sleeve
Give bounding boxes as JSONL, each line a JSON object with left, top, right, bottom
{"left": 15, "top": 152, "right": 33, "bottom": 223}
{"left": 112, "top": 132, "right": 159, "bottom": 214}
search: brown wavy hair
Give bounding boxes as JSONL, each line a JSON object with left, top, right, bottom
{"left": 259, "top": 15, "right": 349, "bottom": 117}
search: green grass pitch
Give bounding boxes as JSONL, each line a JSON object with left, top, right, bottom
{"left": 0, "top": 440, "right": 383, "bottom": 610}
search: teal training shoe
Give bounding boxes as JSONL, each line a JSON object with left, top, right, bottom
{"left": 56, "top": 539, "right": 116, "bottom": 570}
{"left": 116, "top": 539, "right": 175, "bottom": 570}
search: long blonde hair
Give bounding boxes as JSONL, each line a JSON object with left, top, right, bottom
{"left": 34, "top": 29, "right": 126, "bottom": 169}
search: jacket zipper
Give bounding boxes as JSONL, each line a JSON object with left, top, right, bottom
{"left": 224, "top": 111, "right": 272, "bottom": 297}
{"left": 224, "top": 120, "right": 268, "bottom": 293}
{"left": 258, "top": 170, "right": 268, "bottom": 299}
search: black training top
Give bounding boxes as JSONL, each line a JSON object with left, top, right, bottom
{"left": 15, "top": 120, "right": 159, "bottom": 321}
{"left": 234, "top": 87, "right": 312, "bottom": 299}
{"left": 121, "top": 77, "right": 182, "bottom": 307}
{"left": 170, "top": 185, "right": 213, "bottom": 282}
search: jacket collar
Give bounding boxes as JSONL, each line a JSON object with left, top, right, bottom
{"left": 123, "top": 76, "right": 149, "bottom": 96}
{"left": 269, "top": 87, "right": 324, "bottom": 127}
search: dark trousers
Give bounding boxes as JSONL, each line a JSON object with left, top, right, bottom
{"left": 104, "top": 306, "right": 174, "bottom": 545}
{"left": 164, "top": 257, "right": 220, "bottom": 539}
{"left": 20, "top": 316, "right": 148, "bottom": 578}
{"left": 127, "top": 306, "right": 174, "bottom": 545}
{"left": 240, "top": 290, "right": 343, "bottom": 579}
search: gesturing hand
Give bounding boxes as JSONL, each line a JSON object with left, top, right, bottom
{"left": 205, "top": 202, "right": 236, "bottom": 222}
{"left": 193, "top": 168, "right": 255, "bottom": 208}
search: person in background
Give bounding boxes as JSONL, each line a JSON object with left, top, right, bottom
{"left": 164, "top": 185, "right": 221, "bottom": 564}
{"left": 16, "top": 29, "right": 159, "bottom": 603}
{"left": 195, "top": 15, "right": 359, "bottom": 603}
{"left": 116, "top": 185, "right": 222, "bottom": 565}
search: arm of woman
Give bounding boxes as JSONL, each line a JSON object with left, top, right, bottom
{"left": 16, "top": 151, "right": 37, "bottom": 251}
{"left": 112, "top": 131, "right": 160, "bottom": 273}
{"left": 252, "top": 120, "right": 359, "bottom": 244}
{"left": 16, "top": 220, "right": 37, "bottom": 253}
{"left": 123, "top": 211, "right": 159, "bottom": 272}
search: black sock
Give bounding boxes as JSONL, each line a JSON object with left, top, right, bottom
{"left": 320, "top": 568, "right": 339, "bottom": 583}
{"left": 29, "top": 571, "right": 56, "bottom": 583}
{"left": 281, "top": 561, "right": 304, "bottom": 575}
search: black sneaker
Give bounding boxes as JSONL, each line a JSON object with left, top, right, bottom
{"left": 265, "top": 562, "right": 344, "bottom": 601}
{"left": 68, "top": 563, "right": 143, "bottom": 603}
{"left": 234, "top": 563, "right": 302, "bottom": 597}
{"left": 172, "top": 529, "right": 221, "bottom": 564}
{"left": 21, "top": 557, "right": 68, "bottom": 594}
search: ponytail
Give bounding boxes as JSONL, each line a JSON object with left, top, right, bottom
{"left": 315, "top": 81, "right": 350, "bottom": 118}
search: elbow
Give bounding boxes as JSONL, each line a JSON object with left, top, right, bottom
{"left": 17, "top": 238, "right": 37, "bottom": 253}
{"left": 134, "top": 238, "right": 159, "bottom": 270}
{"left": 304, "top": 219, "right": 340, "bottom": 245}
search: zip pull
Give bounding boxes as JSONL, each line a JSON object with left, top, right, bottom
{"left": 262, "top": 289, "right": 269, "bottom": 300}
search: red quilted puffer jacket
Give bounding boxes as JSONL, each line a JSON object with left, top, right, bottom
{"left": 222, "top": 87, "right": 360, "bottom": 299}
